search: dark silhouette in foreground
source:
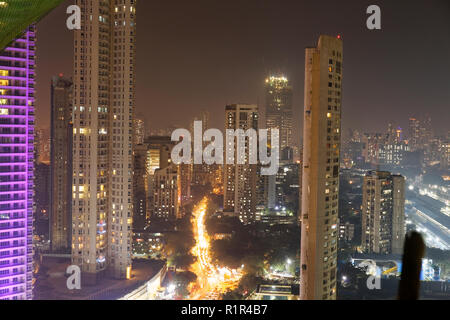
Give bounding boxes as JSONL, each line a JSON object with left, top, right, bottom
{"left": 398, "top": 231, "right": 425, "bottom": 300}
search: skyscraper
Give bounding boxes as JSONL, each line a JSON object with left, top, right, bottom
{"left": 50, "top": 75, "right": 73, "bottom": 253}
{"left": 300, "top": 35, "right": 343, "bottom": 300}
{"left": 152, "top": 164, "right": 181, "bottom": 221}
{"left": 133, "top": 145, "right": 147, "bottom": 230}
{"left": 408, "top": 117, "right": 421, "bottom": 152}
{"left": 362, "top": 133, "right": 384, "bottom": 165}
{"left": 265, "top": 76, "right": 293, "bottom": 155}
{"left": 223, "top": 104, "right": 258, "bottom": 224}
{"left": 144, "top": 135, "right": 175, "bottom": 221}
{"left": 191, "top": 111, "right": 211, "bottom": 186}
{"left": 361, "top": 171, "right": 405, "bottom": 255}
{"left": 72, "top": 0, "right": 136, "bottom": 283}
{"left": 441, "top": 139, "right": 450, "bottom": 171}
{"left": 0, "top": 25, "right": 35, "bottom": 300}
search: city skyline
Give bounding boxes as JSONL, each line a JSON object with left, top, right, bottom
{"left": 35, "top": 0, "right": 450, "bottom": 136}
{"left": 0, "top": 0, "right": 449, "bottom": 302}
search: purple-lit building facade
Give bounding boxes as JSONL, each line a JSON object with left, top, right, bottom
{"left": 0, "top": 26, "right": 35, "bottom": 300}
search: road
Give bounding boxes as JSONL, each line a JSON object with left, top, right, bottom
{"left": 406, "top": 187, "right": 450, "bottom": 250}
{"left": 189, "top": 197, "right": 243, "bottom": 299}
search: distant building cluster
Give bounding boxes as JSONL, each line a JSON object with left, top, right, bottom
{"left": 343, "top": 117, "right": 449, "bottom": 171}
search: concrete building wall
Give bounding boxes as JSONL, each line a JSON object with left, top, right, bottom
{"left": 72, "top": 0, "right": 136, "bottom": 282}
{"left": 50, "top": 75, "right": 73, "bottom": 253}
{"left": 300, "top": 35, "right": 343, "bottom": 300}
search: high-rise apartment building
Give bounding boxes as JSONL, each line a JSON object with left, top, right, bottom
{"left": 144, "top": 136, "right": 175, "bottom": 220}
{"left": 35, "top": 162, "right": 50, "bottom": 230}
{"left": 265, "top": 76, "right": 293, "bottom": 154}
{"left": 133, "top": 144, "right": 147, "bottom": 230}
{"left": 409, "top": 116, "right": 433, "bottom": 151}
{"left": 300, "top": 35, "right": 343, "bottom": 300}
{"left": 441, "top": 139, "right": 450, "bottom": 170}
{"left": 408, "top": 116, "right": 436, "bottom": 167}
{"left": 223, "top": 104, "right": 258, "bottom": 224}
{"left": 191, "top": 111, "right": 211, "bottom": 186}
{"left": 408, "top": 117, "right": 421, "bottom": 152}
{"left": 50, "top": 75, "right": 73, "bottom": 253}
{"left": 0, "top": 26, "right": 35, "bottom": 300}
{"left": 361, "top": 171, "right": 405, "bottom": 255}
{"left": 152, "top": 164, "right": 182, "bottom": 221}
{"left": 255, "top": 171, "right": 275, "bottom": 213}
{"left": 72, "top": 0, "right": 136, "bottom": 283}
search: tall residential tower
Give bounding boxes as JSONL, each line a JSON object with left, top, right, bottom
{"left": 300, "top": 35, "right": 343, "bottom": 300}
{"left": 265, "top": 76, "right": 293, "bottom": 155}
{"left": 361, "top": 171, "right": 405, "bottom": 255}
{"left": 50, "top": 75, "right": 73, "bottom": 253}
{"left": 0, "top": 26, "right": 35, "bottom": 300}
{"left": 223, "top": 104, "right": 259, "bottom": 224}
{"left": 72, "top": 0, "right": 136, "bottom": 283}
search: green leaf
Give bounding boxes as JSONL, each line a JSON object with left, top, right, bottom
{"left": 0, "top": 0, "right": 66, "bottom": 50}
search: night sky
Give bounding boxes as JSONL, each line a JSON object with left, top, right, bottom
{"left": 36, "top": 0, "right": 450, "bottom": 141}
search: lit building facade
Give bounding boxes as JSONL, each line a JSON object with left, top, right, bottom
{"left": 152, "top": 164, "right": 181, "bottom": 221}
{"left": 191, "top": 111, "right": 211, "bottom": 186}
{"left": 144, "top": 136, "right": 176, "bottom": 220}
{"left": 408, "top": 117, "right": 421, "bottom": 152}
{"left": 381, "top": 141, "right": 409, "bottom": 165}
{"left": 339, "top": 221, "right": 355, "bottom": 243}
{"left": 441, "top": 139, "right": 450, "bottom": 170}
{"left": 362, "top": 133, "right": 384, "bottom": 165}
{"left": 362, "top": 171, "right": 405, "bottom": 255}
{"left": 50, "top": 75, "right": 73, "bottom": 253}
{"left": 0, "top": 26, "right": 35, "bottom": 300}
{"left": 408, "top": 116, "right": 433, "bottom": 155}
{"left": 223, "top": 104, "right": 258, "bottom": 224}
{"left": 300, "top": 35, "right": 343, "bottom": 300}
{"left": 265, "top": 76, "right": 293, "bottom": 154}
{"left": 133, "top": 144, "right": 147, "bottom": 230}
{"left": 72, "top": 0, "right": 136, "bottom": 282}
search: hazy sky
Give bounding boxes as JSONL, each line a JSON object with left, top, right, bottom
{"left": 36, "top": 0, "right": 450, "bottom": 140}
